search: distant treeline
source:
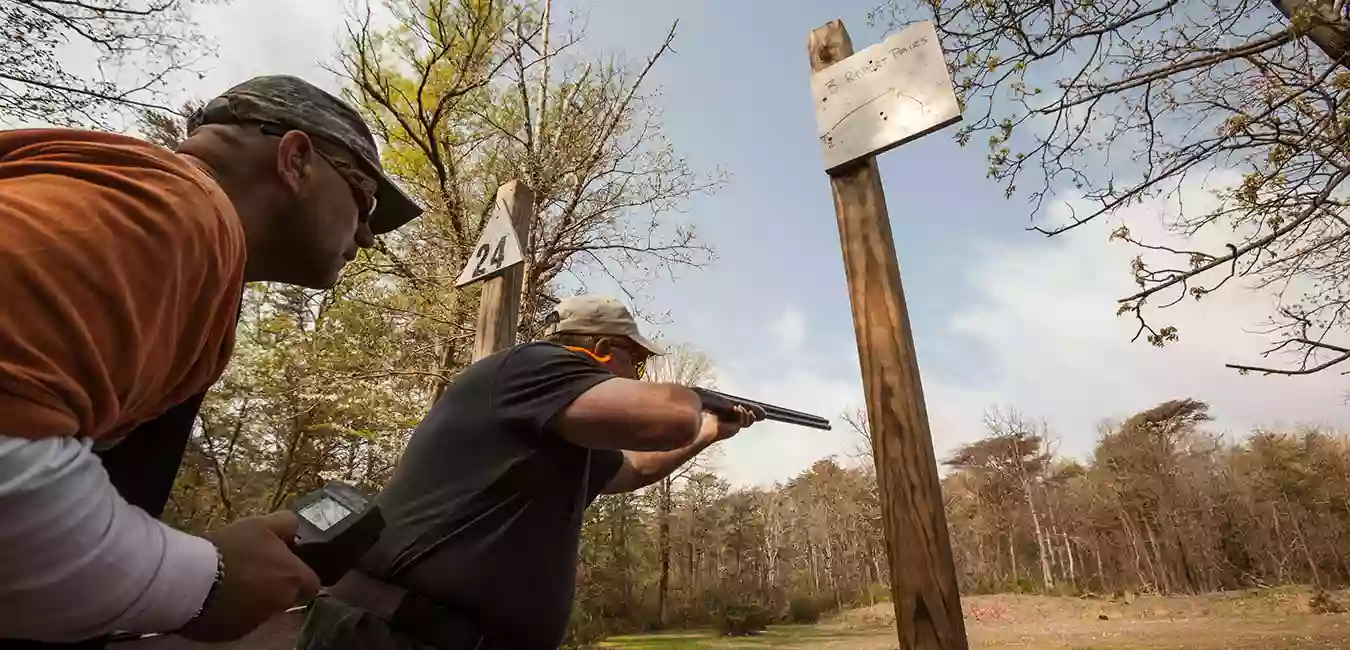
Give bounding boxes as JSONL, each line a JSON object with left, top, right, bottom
{"left": 567, "top": 398, "right": 1350, "bottom": 643}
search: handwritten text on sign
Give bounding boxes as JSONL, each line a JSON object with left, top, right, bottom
{"left": 810, "top": 20, "right": 961, "bottom": 172}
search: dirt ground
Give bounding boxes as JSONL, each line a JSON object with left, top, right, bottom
{"left": 601, "top": 586, "right": 1350, "bottom": 649}
{"left": 114, "top": 586, "right": 1350, "bottom": 649}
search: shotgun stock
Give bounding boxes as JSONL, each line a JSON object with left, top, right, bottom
{"left": 702, "top": 388, "right": 832, "bottom": 431}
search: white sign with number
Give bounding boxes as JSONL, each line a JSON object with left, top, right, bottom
{"left": 810, "top": 20, "right": 962, "bottom": 172}
{"left": 454, "top": 199, "right": 525, "bottom": 287}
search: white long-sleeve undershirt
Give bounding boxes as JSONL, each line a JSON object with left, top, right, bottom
{"left": 0, "top": 435, "right": 218, "bottom": 641}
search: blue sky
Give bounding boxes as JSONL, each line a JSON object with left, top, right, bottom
{"left": 150, "top": 0, "right": 1350, "bottom": 485}
{"left": 566, "top": 0, "right": 980, "bottom": 347}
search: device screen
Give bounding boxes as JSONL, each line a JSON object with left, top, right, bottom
{"left": 299, "top": 496, "right": 353, "bottom": 531}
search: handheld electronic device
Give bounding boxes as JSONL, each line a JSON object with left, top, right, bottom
{"left": 289, "top": 480, "right": 386, "bottom": 586}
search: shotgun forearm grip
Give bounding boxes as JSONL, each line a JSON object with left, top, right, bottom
{"left": 691, "top": 386, "right": 738, "bottom": 420}
{"left": 691, "top": 387, "right": 766, "bottom": 421}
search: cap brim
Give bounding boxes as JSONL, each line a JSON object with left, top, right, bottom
{"left": 629, "top": 332, "right": 665, "bottom": 356}
{"left": 368, "top": 172, "right": 424, "bottom": 235}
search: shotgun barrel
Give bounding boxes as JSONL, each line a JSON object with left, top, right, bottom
{"left": 703, "top": 389, "right": 832, "bottom": 431}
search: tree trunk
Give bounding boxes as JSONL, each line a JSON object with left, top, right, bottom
{"left": 1118, "top": 507, "right": 1147, "bottom": 589}
{"left": 1064, "top": 531, "right": 1077, "bottom": 587}
{"left": 1170, "top": 515, "right": 1200, "bottom": 593}
{"left": 429, "top": 289, "right": 465, "bottom": 403}
{"left": 1271, "top": 0, "right": 1350, "bottom": 68}
{"left": 825, "top": 535, "right": 842, "bottom": 610}
{"left": 1283, "top": 493, "right": 1322, "bottom": 587}
{"left": 1270, "top": 504, "right": 1290, "bottom": 582}
{"left": 269, "top": 407, "right": 309, "bottom": 512}
{"left": 688, "top": 540, "right": 697, "bottom": 597}
{"left": 976, "top": 532, "right": 987, "bottom": 578}
{"left": 657, "top": 478, "right": 672, "bottom": 627}
{"left": 615, "top": 495, "right": 633, "bottom": 615}
{"left": 1094, "top": 539, "right": 1105, "bottom": 592}
{"left": 870, "top": 530, "right": 885, "bottom": 589}
{"left": 1024, "top": 480, "right": 1054, "bottom": 590}
{"left": 1144, "top": 517, "right": 1170, "bottom": 593}
{"left": 809, "top": 541, "right": 821, "bottom": 594}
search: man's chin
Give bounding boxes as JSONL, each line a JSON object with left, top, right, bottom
{"left": 286, "top": 264, "right": 343, "bottom": 290}
{"left": 316, "top": 268, "right": 344, "bottom": 290}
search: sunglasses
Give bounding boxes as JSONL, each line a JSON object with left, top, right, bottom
{"left": 613, "top": 341, "right": 649, "bottom": 380}
{"left": 257, "top": 123, "right": 378, "bottom": 221}
{"left": 314, "top": 149, "right": 378, "bottom": 221}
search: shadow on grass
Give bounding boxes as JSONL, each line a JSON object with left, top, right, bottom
{"left": 598, "top": 625, "right": 884, "bottom": 649}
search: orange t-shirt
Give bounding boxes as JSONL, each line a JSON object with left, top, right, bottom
{"left": 0, "top": 128, "right": 245, "bottom": 441}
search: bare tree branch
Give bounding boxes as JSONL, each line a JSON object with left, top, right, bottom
{"left": 1, "top": 0, "right": 215, "bottom": 127}
{"left": 876, "top": 0, "right": 1350, "bottom": 374}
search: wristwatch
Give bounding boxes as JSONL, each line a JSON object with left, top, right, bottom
{"left": 182, "top": 546, "right": 226, "bottom": 627}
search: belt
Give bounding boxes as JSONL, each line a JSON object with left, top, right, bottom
{"left": 326, "top": 571, "right": 493, "bottom": 649}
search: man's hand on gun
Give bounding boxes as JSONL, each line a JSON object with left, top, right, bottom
{"left": 697, "top": 402, "right": 763, "bottom": 443}
{"left": 691, "top": 387, "right": 832, "bottom": 432}
{"left": 692, "top": 387, "right": 765, "bottom": 443}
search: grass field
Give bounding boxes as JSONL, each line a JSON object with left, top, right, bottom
{"left": 598, "top": 586, "right": 1350, "bottom": 649}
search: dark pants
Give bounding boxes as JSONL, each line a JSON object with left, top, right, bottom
{"left": 293, "top": 598, "right": 437, "bottom": 650}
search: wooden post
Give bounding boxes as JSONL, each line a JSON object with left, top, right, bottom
{"left": 472, "top": 180, "right": 535, "bottom": 362}
{"left": 809, "top": 20, "right": 968, "bottom": 650}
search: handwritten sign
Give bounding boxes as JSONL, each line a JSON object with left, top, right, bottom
{"left": 810, "top": 20, "right": 961, "bottom": 172}
{"left": 454, "top": 196, "right": 525, "bottom": 287}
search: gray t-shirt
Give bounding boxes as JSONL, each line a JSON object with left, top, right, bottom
{"left": 358, "top": 341, "right": 624, "bottom": 648}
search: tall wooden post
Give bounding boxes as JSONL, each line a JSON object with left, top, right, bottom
{"left": 472, "top": 180, "right": 534, "bottom": 361}
{"left": 809, "top": 20, "right": 968, "bottom": 650}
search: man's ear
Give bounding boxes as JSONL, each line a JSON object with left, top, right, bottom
{"left": 593, "top": 337, "right": 614, "bottom": 357}
{"left": 275, "top": 130, "right": 315, "bottom": 193}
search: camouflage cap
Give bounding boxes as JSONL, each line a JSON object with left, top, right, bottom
{"left": 187, "top": 75, "right": 423, "bottom": 235}
{"left": 543, "top": 296, "right": 665, "bottom": 356}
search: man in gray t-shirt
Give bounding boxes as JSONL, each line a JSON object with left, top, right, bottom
{"left": 295, "top": 296, "right": 759, "bottom": 649}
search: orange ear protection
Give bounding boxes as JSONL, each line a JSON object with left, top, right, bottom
{"left": 564, "top": 346, "right": 612, "bottom": 364}
{"left": 564, "top": 345, "right": 646, "bottom": 379}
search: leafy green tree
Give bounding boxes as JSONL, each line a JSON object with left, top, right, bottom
{"left": 333, "top": 0, "right": 723, "bottom": 399}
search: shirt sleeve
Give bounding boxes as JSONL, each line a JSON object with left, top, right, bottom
{"left": 585, "top": 449, "right": 625, "bottom": 503}
{"left": 0, "top": 435, "right": 218, "bottom": 641}
{"left": 0, "top": 129, "right": 244, "bottom": 440}
{"left": 492, "top": 343, "right": 617, "bottom": 438}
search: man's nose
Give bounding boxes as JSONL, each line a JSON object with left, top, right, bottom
{"left": 355, "top": 221, "right": 376, "bottom": 249}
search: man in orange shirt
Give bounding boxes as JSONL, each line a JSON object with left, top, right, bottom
{"left": 0, "top": 75, "right": 423, "bottom": 647}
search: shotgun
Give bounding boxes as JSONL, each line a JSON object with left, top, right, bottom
{"left": 695, "top": 387, "right": 832, "bottom": 431}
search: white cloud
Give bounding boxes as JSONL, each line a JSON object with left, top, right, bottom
{"left": 768, "top": 307, "right": 808, "bottom": 352}
{"left": 709, "top": 312, "right": 1010, "bottom": 487}
{"left": 711, "top": 351, "right": 867, "bottom": 488}
{"left": 937, "top": 176, "right": 1350, "bottom": 460}
{"left": 713, "top": 172, "right": 1350, "bottom": 487}
{"left": 175, "top": 0, "right": 352, "bottom": 104}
